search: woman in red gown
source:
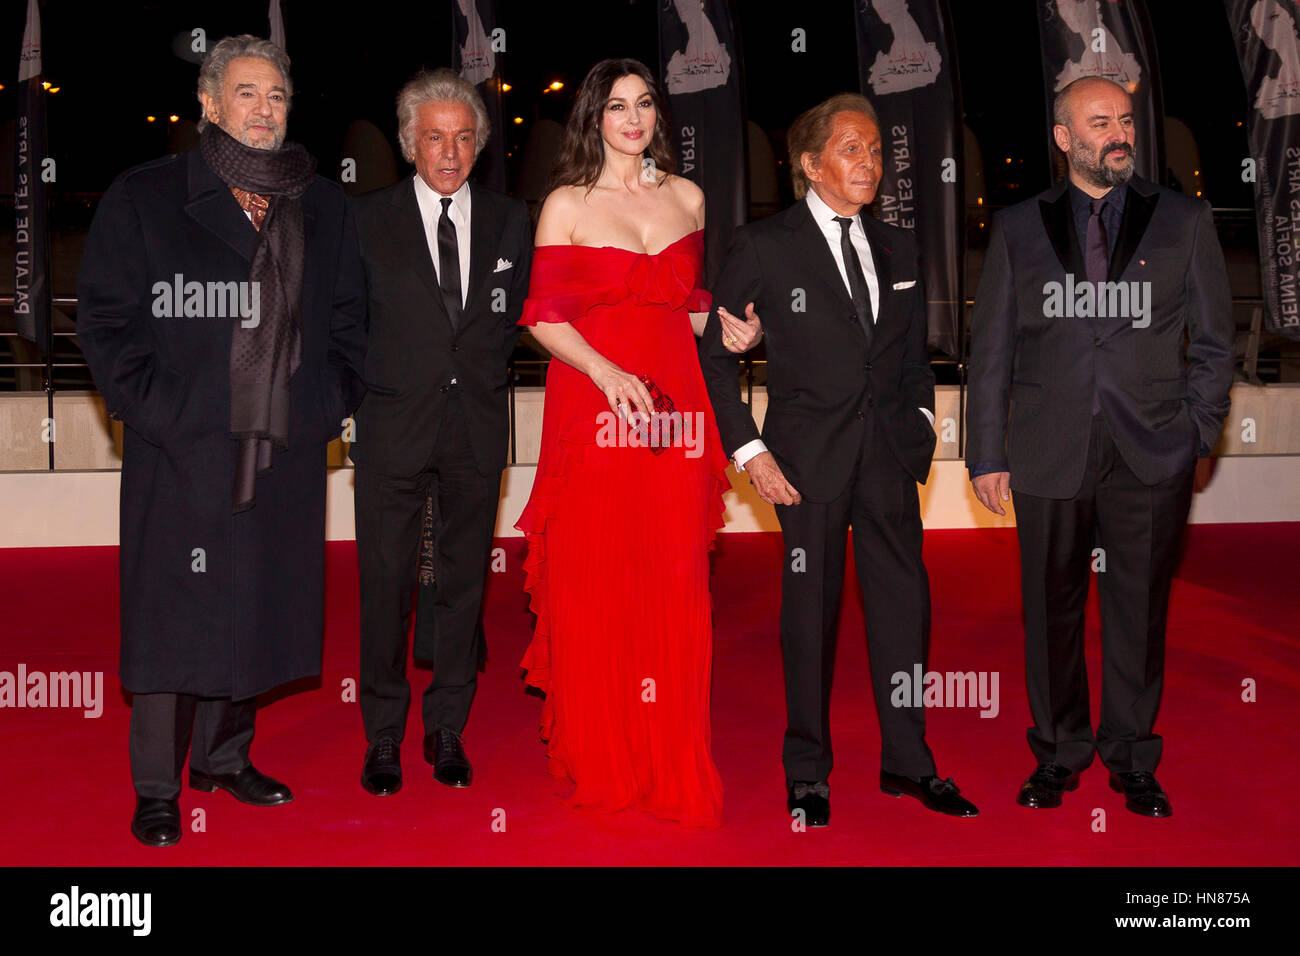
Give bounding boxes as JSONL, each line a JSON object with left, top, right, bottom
{"left": 515, "top": 59, "right": 757, "bottom": 826}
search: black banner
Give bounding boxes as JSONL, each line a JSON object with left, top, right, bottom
{"left": 14, "top": 0, "right": 51, "bottom": 352}
{"left": 452, "top": 0, "right": 507, "bottom": 193}
{"left": 1226, "top": 0, "right": 1300, "bottom": 341}
{"left": 855, "top": 0, "right": 963, "bottom": 358}
{"left": 1036, "top": 0, "right": 1165, "bottom": 184}
{"left": 659, "top": 0, "right": 747, "bottom": 287}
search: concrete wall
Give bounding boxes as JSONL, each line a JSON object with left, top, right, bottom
{"left": 3, "top": 383, "right": 1295, "bottom": 471}
{"left": 2, "top": 384, "right": 1297, "bottom": 548}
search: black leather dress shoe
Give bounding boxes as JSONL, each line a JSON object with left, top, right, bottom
{"left": 1016, "top": 762, "right": 1081, "bottom": 809}
{"left": 1109, "top": 771, "right": 1172, "bottom": 818}
{"left": 361, "top": 737, "right": 402, "bottom": 796}
{"left": 424, "top": 728, "right": 472, "bottom": 788}
{"left": 189, "top": 765, "right": 294, "bottom": 806}
{"left": 881, "top": 770, "right": 979, "bottom": 816}
{"left": 786, "top": 780, "right": 830, "bottom": 827}
{"left": 131, "top": 797, "right": 181, "bottom": 848}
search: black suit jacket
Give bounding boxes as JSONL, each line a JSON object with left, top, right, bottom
{"left": 699, "top": 200, "right": 937, "bottom": 502}
{"left": 966, "top": 175, "right": 1234, "bottom": 498}
{"left": 350, "top": 177, "right": 533, "bottom": 476}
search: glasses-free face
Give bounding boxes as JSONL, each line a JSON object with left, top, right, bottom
{"left": 601, "top": 74, "right": 657, "bottom": 160}
{"left": 200, "top": 56, "right": 288, "bottom": 150}
{"left": 802, "top": 110, "right": 882, "bottom": 216}
{"left": 411, "top": 100, "right": 478, "bottom": 196}
{"left": 1054, "top": 84, "right": 1136, "bottom": 190}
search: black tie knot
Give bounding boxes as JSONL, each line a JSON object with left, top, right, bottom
{"left": 834, "top": 215, "right": 855, "bottom": 235}
{"left": 441, "top": 196, "right": 453, "bottom": 214}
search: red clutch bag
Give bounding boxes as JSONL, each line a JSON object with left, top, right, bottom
{"left": 637, "top": 373, "right": 677, "bottom": 455}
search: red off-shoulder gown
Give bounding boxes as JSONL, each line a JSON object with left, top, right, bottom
{"left": 515, "top": 229, "right": 728, "bottom": 827}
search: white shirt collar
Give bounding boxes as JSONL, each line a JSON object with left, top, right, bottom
{"left": 804, "top": 186, "right": 862, "bottom": 237}
{"left": 413, "top": 173, "right": 472, "bottom": 226}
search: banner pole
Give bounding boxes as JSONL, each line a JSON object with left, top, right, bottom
{"left": 46, "top": 307, "right": 54, "bottom": 470}
{"left": 941, "top": 0, "right": 968, "bottom": 453}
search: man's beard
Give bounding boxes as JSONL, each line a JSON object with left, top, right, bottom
{"left": 220, "top": 117, "right": 285, "bottom": 150}
{"left": 1070, "top": 136, "right": 1135, "bottom": 188}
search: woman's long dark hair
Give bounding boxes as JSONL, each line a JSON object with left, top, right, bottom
{"left": 547, "top": 58, "right": 676, "bottom": 194}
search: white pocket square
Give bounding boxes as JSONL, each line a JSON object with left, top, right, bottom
{"left": 892, "top": 280, "right": 916, "bottom": 290}
{"left": 494, "top": 258, "right": 513, "bottom": 272}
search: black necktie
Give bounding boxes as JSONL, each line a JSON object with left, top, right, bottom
{"left": 834, "top": 216, "right": 875, "bottom": 347}
{"left": 1086, "top": 196, "right": 1108, "bottom": 414}
{"left": 1086, "top": 197, "right": 1109, "bottom": 285}
{"left": 438, "top": 196, "right": 463, "bottom": 330}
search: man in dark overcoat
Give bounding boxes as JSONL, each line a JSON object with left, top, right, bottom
{"left": 76, "top": 34, "right": 367, "bottom": 847}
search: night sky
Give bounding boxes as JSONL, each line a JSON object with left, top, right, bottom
{"left": 0, "top": 0, "right": 1255, "bottom": 206}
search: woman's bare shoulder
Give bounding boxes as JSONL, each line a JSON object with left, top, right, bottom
{"left": 662, "top": 171, "right": 702, "bottom": 196}
{"left": 536, "top": 186, "right": 586, "bottom": 245}
{"left": 662, "top": 173, "right": 705, "bottom": 225}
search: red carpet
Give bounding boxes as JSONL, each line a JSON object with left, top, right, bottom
{"left": 1, "top": 524, "right": 1297, "bottom": 865}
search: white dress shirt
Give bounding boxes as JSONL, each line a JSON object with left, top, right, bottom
{"left": 805, "top": 185, "right": 880, "bottom": 323}
{"left": 732, "top": 187, "right": 934, "bottom": 473}
{"left": 412, "top": 173, "right": 472, "bottom": 309}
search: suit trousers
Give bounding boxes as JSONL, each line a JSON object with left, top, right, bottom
{"left": 1013, "top": 413, "right": 1194, "bottom": 775}
{"left": 354, "top": 389, "right": 501, "bottom": 743}
{"left": 774, "top": 413, "right": 937, "bottom": 783}
{"left": 129, "top": 693, "right": 255, "bottom": 799}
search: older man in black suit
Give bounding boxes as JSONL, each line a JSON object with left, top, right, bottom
{"left": 350, "top": 68, "right": 532, "bottom": 796}
{"left": 700, "top": 93, "right": 977, "bottom": 827}
{"left": 76, "top": 35, "right": 368, "bottom": 847}
{"left": 966, "top": 76, "right": 1234, "bottom": 817}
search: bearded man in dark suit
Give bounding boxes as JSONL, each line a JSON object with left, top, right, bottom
{"left": 966, "top": 76, "right": 1234, "bottom": 817}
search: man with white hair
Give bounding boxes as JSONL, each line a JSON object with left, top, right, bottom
{"left": 76, "top": 35, "right": 367, "bottom": 847}
{"left": 350, "top": 68, "right": 532, "bottom": 796}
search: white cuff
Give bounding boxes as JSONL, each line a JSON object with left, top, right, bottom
{"left": 918, "top": 407, "right": 935, "bottom": 426}
{"left": 733, "top": 439, "right": 768, "bottom": 472}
